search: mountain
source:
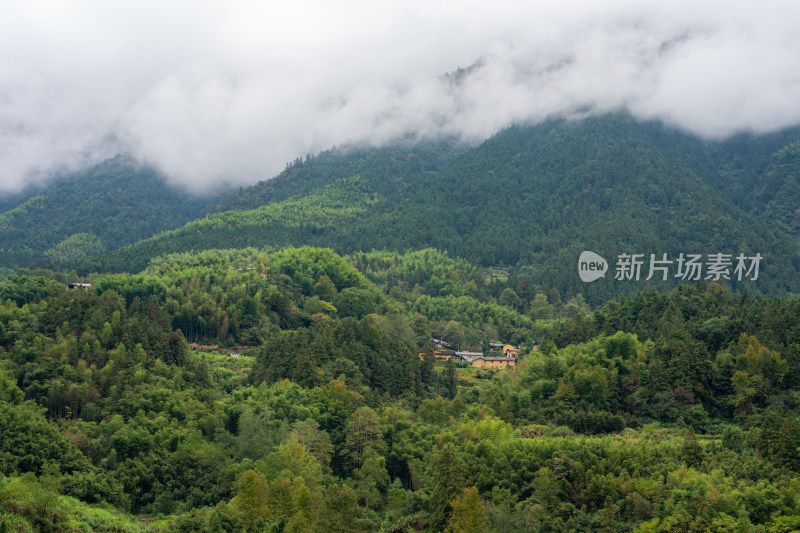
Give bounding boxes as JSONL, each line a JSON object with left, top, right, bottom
{"left": 72, "top": 114, "right": 800, "bottom": 303}
{"left": 710, "top": 129, "right": 800, "bottom": 240}
{"left": 0, "top": 155, "right": 224, "bottom": 269}
{"left": 0, "top": 190, "right": 31, "bottom": 213}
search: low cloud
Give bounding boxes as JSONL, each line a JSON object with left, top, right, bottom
{"left": 2, "top": 0, "right": 800, "bottom": 194}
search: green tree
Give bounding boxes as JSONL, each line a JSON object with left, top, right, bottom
{"left": 312, "top": 484, "right": 368, "bottom": 533}
{"left": 430, "top": 443, "right": 464, "bottom": 530}
{"left": 529, "top": 293, "right": 555, "bottom": 320}
{"left": 333, "top": 287, "right": 376, "bottom": 320}
{"left": 354, "top": 447, "right": 390, "bottom": 509}
{"left": 235, "top": 470, "right": 269, "bottom": 519}
{"left": 344, "top": 406, "right": 383, "bottom": 465}
{"left": 444, "top": 358, "right": 457, "bottom": 399}
{"left": 499, "top": 288, "right": 522, "bottom": 311}
{"left": 446, "top": 486, "right": 487, "bottom": 533}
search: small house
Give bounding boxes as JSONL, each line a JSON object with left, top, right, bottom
{"left": 471, "top": 356, "right": 517, "bottom": 369}
{"left": 502, "top": 344, "right": 520, "bottom": 357}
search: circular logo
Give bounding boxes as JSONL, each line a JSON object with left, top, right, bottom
{"left": 578, "top": 251, "right": 608, "bottom": 282}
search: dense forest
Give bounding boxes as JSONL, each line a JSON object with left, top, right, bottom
{"left": 56, "top": 114, "right": 800, "bottom": 305}
{"left": 1, "top": 114, "right": 799, "bottom": 531}
{"left": 1, "top": 246, "right": 799, "bottom": 531}
{"left": 0, "top": 155, "right": 222, "bottom": 270}
{"left": 5, "top": 115, "right": 799, "bottom": 304}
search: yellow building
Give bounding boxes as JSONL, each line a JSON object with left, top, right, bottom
{"left": 471, "top": 357, "right": 516, "bottom": 368}
{"left": 502, "top": 344, "right": 520, "bottom": 357}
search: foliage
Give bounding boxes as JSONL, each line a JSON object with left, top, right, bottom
{"left": 0, "top": 154, "right": 221, "bottom": 269}
{"left": 44, "top": 232, "right": 105, "bottom": 264}
{"left": 71, "top": 115, "right": 800, "bottom": 304}
{"left": 0, "top": 246, "right": 799, "bottom": 531}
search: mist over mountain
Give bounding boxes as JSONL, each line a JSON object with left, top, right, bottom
{"left": 3, "top": 1, "right": 800, "bottom": 194}
{"left": 6, "top": 4, "right": 800, "bottom": 530}
{"left": 0, "top": 155, "right": 224, "bottom": 269}
{"left": 64, "top": 114, "right": 800, "bottom": 303}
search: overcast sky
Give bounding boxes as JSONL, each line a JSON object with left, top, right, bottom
{"left": 2, "top": 0, "right": 800, "bottom": 194}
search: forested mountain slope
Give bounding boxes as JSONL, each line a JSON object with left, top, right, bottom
{"left": 0, "top": 155, "right": 222, "bottom": 269}
{"left": 214, "top": 139, "right": 465, "bottom": 213}
{"left": 77, "top": 114, "right": 800, "bottom": 303}
{"left": 710, "top": 128, "right": 800, "bottom": 241}
{"left": 2, "top": 246, "right": 800, "bottom": 531}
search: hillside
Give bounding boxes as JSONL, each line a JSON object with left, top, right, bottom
{"left": 710, "top": 129, "right": 800, "bottom": 241}
{"left": 0, "top": 155, "right": 222, "bottom": 269}
{"left": 75, "top": 114, "right": 800, "bottom": 303}
{"left": 214, "top": 138, "right": 465, "bottom": 213}
{"left": 2, "top": 246, "right": 800, "bottom": 530}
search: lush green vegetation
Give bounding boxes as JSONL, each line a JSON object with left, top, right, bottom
{"left": 709, "top": 128, "right": 800, "bottom": 242}
{"left": 0, "top": 155, "right": 222, "bottom": 270}
{"left": 70, "top": 115, "right": 800, "bottom": 305}
{"left": 1, "top": 246, "right": 799, "bottom": 531}
{"left": 2, "top": 114, "right": 800, "bottom": 530}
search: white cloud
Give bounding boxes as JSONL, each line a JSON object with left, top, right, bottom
{"left": 1, "top": 0, "right": 800, "bottom": 193}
